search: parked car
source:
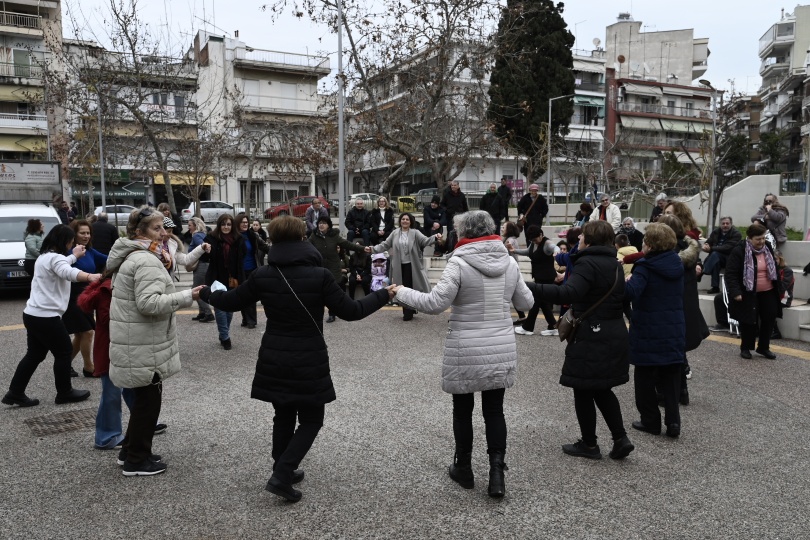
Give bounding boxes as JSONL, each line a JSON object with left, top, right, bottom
{"left": 265, "top": 196, "right": 330, "bottom": 219}
{"left": 414, "top": 188, "right": 439, "bottom": 210}
{"left": 94, "top": 204, "right": 137, "bottom": 225}
{"left": 0, "top": 203, "right": 61, "bottom": 290}
{"left": 181, "top": 200, "right": 244, "bottom": 223}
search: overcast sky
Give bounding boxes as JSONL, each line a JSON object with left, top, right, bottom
{"left": 66, "top": 0, "right": 787, "bottom": 95}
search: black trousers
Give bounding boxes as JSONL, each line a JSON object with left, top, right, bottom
{"left": 523, "top": 279, "right": 557, "bottom": 332}
{"left": 634, "top": 364, "right": 681, "bottom": 429}
{"left": 122, "top": 373, "right": 162, "bottom": 464}
{"left": 347, "top": 273, "right": 371, "bottom": 299}
{"left": 740, "top": 291, "right": 779, "bottom": 352}
{"left": 271, "top": 403, "right": 325, "bottom": 485}
{"left": 9, "top": 313, "right": 73, "bottom": 395}
{"left": 401, "top": 263, "right": 415, "bottom": 319}
{"left": 240, "top": 268, "right": 257, "bottom": 326}
{"left": 572, "top": 388, "right": 627, "bottom": 447}
{"left": 452, "top": 388, "right": 507, "bottom": 455}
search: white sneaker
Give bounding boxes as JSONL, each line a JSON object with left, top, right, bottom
{"left": 514, "top": 326, "right": 533, "bottom": 336}
{"left": 540, "top": 329, "right": 559, "bottom": 336}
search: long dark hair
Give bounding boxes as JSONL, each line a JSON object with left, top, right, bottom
{"left": 212, "top": 213, "right": 237, "bottom": 241}
{"left": 41, "top": 224, "right": 75, "bottom": 254}
{"left": 26, "top": 219, "right": 43, "bottom": 235}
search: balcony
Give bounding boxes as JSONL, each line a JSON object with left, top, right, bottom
{"left": 801, "top": 124, "right": 810, "bottom": 137}
{"left": 0, "top": 10, "right": 42, "bottom": 36}
{"left": 779, "top": 95, "right": 802, "bottom": 114}
{"left": 234, "top": 47, "right": 330, "bottom": 77}
{"left": 759, "top": 22, "right": 795, "bottom": 56}
{"left": 0, "top": 113, "right": 47, "bottom": 133}
{"left": 617, "top": 101, "right": 712, "bottom": 120}
{"left": 569, "top": 114, "right": 605, "bottom": 127}
{"left": 760, "top": 56, "right": 790, "bottom": 77}
{"left": 575, "top": 81, "right": 605, "bottom": 93}
{"left": 692, "top": 59, "right": 708, "bottom": 79}
{"left": 802, "top": 96, "right": 810, "bottom": 110}
{"left": 0, "top": 61, "right": 43, "bottom": 80}
{"left": 241, "top": 94, "right": 323, "bottom": 116}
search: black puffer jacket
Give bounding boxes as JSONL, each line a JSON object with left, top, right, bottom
{"left": 531, "top": 246, "right": 628, "bottom": 390}
{"left": 203, "top": 241, "right": 389, "bottom": 406}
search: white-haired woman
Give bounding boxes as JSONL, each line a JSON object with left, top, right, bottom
{"left": 187, "top": 217, "right": 214, "bottom": 322}
{"left": 392, "top": 210, "right": 534, "bottom": 498}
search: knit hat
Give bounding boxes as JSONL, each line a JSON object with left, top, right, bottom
{"left": 163, "top": 216, "right": 176, "bottom": 230}
{"left": 317, "top": 216, "right": 333, "bottom": 228}
{"left": 529, "top": 184, "right": 539, "bottom": 191}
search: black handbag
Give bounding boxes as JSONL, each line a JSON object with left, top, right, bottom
{"left": 556, "top": 266, "right": 620, "bottom": 344}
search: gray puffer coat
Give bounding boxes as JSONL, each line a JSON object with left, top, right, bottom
{"left": 394, "top": 237, "right": 534, "bottom": 394}
{"left": 107, "top": 238, "right": 193, "bottom": 388}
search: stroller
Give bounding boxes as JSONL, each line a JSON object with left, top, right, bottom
{"left": 720, "top": 276, "right": 741, "bottom": 336}
{"left": 370, "top": 253, "right": 390, "bottom": 292}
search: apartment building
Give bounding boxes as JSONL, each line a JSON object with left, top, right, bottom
{"left": 0, "top": 0, "right": 61, "bottom": 162}
{"left": 758, "top": 5, "right": 810, "bottom": 176}
{"left": 193, "top": 30, "right": 330, "bottom": 208}
{"left": 725, "top": 94, "right": 762, "bottom": 175}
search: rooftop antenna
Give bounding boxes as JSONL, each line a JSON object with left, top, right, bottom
{"left": 593, "top": 37, "right": 602, "bottom": 50}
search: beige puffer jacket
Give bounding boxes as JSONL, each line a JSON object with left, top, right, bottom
{"left": 107, "top": 238, "right": 193, "bottom": 388}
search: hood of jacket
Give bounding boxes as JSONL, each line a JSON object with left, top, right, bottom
{"left": 267, "top": 240, "right": 323, "bottom": 267}
{"left": 638, "top": 249, "right": 684, "bottom": 280}
{"left": 106, "top": 237, "right": 153, "bottom": 273}
{"left": 452, "top": 238, "right": 511, "bottom": 277}
{"left": 676, "top": 236, "right": 700, "bottom": 267}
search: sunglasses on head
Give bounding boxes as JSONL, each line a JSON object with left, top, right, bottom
{"left": 137, "top": 208, "right": 154, "bottom": 222}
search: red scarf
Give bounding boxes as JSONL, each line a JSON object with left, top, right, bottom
{"left": 221, "top": 233, "right": 235, "bottom": 262}
{"left": 454, "top": 235, "right": 502, "bottom": 249}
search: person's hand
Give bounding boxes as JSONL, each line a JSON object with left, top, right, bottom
{"left": 87, "top": 273, "right": 102, "bottom": 283}
{"left": 435, "top": 233, "right": 442, "bottom": 240}
{"left": 695, "top": 265, "right": 703, "bottom": 278}
{"left": 356, "top": 275, "right": 362, "bottom": 282}
{"left": 625, "top": 274, "right": 632, "bottom": 282}
{"left": 72, "top": 244, "right": 86, "bottom": 258}
{"left": 734, "top": 295, "right": 742, "bottom": 301}
{"left": 201, "top": 242, "right": 211, "bottom": 253}
{"left": 191, "top": 285, "right": 206, "bottom": 301}
{"left": 364, "top": 246, "right": 372, "bottom": 253}
{"left": 506, "top": 243, "right": 514, "bottom": 252}
{"left": 765, "top": 204, "right": 772, "bottom": 212}
{"left": 701, "top": 243, "right": 711, "bottom": 253}
{"left": 432, "top": 223, "right": 440, "bottom": 230}
{"left": 554, "top": 273, "right": 564, "bottom": 284}
{"left": 385, "top": 284, "right": 398, "bottom": 300}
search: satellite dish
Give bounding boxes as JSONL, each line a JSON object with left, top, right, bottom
{"left": 617, "top": 55, "right": 626, "bottom": 63}
{"left": 643, "top": 62, "right": 652, "bottom": 73}
{"left": 630, "top": 61, "right": 641, "bottom": 72}
{"left": 613, "top": 62, "right": 620, "bottom": 72}
{"left": 593, "top": 37, "right": 601, "bottom": 48}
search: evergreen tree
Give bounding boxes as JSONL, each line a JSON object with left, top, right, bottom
{"left": 488, "top": 0, "right": 575, "bottom": 182}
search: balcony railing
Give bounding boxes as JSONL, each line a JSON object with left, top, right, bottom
{"left": 0, "top": 62, "right": 42, "bottom": 78}
{"left": 617, "top": 101, "right": 712, "bottom": 120}
{"left": 0, "top": 10, "right": 42, "bottom": 30}
{"left": 569, "top": 115, "right": 604, "bottom": 127}
{"left": 572, "top": 48, "right": 606, "bottom": 59}
{"left": 778, "top": 95, "right": 802, "bottom": 114}
{"left": 619, "top": 136, "right": 702, "bottom": 150}
{"left": 234, "top": 47, "right": 329, "bottom": 71}
{"left": 759, "top": 22, "right": 795, "bottom": 54}
{"left": 0, "top": 113, "right": 47, "bottom": 129}
{"left": 575, "top": 82, "right": 605, "bottom": 92}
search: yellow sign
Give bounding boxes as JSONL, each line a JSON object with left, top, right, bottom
{"left": 153, "top": 173, "right": 214, "bottom": 186}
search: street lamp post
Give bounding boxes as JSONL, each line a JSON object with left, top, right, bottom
{"left": 699, "top": 79, "right": 718, "bottom": 231}
{"left": 336, "top": 0, "right": 346, "bottom": 233}
{"left": 547, "top": 94, "right": 575, "bottom": 204}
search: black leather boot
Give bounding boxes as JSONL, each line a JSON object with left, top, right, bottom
{"left": 448, "top": 451, "right": 474, "bottom": 489}
{"left": 488, "top": 451, "right": 507, "bottom": 498}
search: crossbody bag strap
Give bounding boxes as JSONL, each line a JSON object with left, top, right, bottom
{"left": 523, "top": 196, "right": 539, "bottom": 217}
{"left": 575, "top": 265, "right": 620, "bottom": 324}
{"left": 275, "top": 266, "right": 325, "bottom": 341}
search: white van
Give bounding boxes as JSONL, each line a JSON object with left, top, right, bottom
{"left": 0, "top": 204, "right": 62, "bottom": 290}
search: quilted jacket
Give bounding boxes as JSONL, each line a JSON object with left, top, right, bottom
{"left": 394, "top": 237, "right": 534, "bottom": 394}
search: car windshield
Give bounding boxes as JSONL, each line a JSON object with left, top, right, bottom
{"left": 0, "top": 216, "right": 61, "bottom": 242}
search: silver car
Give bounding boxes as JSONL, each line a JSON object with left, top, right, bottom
{"left": 94, "top": 204, "right": 136, "bottom": 225}
{"left": 181, "top": 200, "right": 244, "bottom": 223}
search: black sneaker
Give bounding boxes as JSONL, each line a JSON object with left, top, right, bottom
{"left": 54, "top": 388, "right": 90, "bottom": 404}
{"left": 154, "top": 423, "right": 168, "bottom": 435}
{"left": 561, "top": 440, "right": 602, "bottom": 459}
{"left": 200, "top": 314, "right": 215, "bottom": 323}
{"left": 191, "top": 313, "right": 205, "bottom": 321}
{"left": 122, "top": 459, "right": 167, "bottom": 477}
{"left": 1, "top": 391, "right": 39, "bottom": 407}
{"left": 117, "top": 451, "right": 162, "bottom": 466}
{"left": 265, "top": 476, "right": 302, "bottom": 502}
{"left": 609, "top": 436, "right": 635, "bottom": 460}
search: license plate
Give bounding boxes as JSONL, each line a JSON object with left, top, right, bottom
{"left": 6, "top": 271, "right": 28, "bottom": 278}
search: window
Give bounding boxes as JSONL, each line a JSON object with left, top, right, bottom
{"left": 152, "top": 93, "right": 168, "bottom": 106}
{"left": 174, "top": 95, "right": 185, "bottom": 119}
{"left": 280, "top": 83, "right": 297, "bottom": 109}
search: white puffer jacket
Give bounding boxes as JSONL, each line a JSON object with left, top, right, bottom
{"left": 107, "top": 238, "right": 193, "bottom": 388}
{"left": 395, "top": 238, "right": 534, "bottom": 394}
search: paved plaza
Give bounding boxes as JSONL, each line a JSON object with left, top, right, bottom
{"left": 1, "top": 290, "right": 809, "bottom": 539}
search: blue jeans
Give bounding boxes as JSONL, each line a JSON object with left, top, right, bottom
{"left": 702, "top": 251, "right": 726, "bottom": 289}
{"left": 215, "top": 307, "right": 233, "bottom": 341}
{"left": 95, "top": 374, "right": 135, "bottom": 449}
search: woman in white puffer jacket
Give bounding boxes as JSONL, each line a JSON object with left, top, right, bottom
{"left": 393, "top": 210, "right": 533, "bottom": 499}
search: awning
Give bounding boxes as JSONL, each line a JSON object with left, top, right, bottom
{"left": 660, "top": 119, "right": 698, "bottom": 133}
{"left": 574, "top": 96, "right": 603, "bottom": 106}
{"left": 622, "top": 83, "right": 663, "bottom": 97}
{"left": 622, "top": 150, "right": 660, "bottom": 158}
{"left": 573, "top": 60, "right": 604, "bottom": 74}
{"left": 405, "top": 165, "right": 431, "bottom": 176}
{"left": 662, "top": 86, "right": 701, "bottom": 97}
{"left": 153, "top": 173, "right": 215, "bottom": 186}
{"left": 565, "top": 128, "right": 603, "bottom": 141}
{"left": 620, "top": 117, "right": 662, "bottom": 131}
{"left": 72, "top": 188, "right": 146, "bottom": 198}
{"left": 0, "top": 134, "right": 45, "bottom": 152}
{"left": 0, "top": 86, "right": 43, "bottom": 102}
{"left": 674, "top": 152, "right": 702, "bottom": 165}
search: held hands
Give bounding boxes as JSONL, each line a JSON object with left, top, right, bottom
{"left": 201, "top": 242, "right": 211, "bottom": 253}
{"left": 88, "top": 273, "right": 102, "bottom": 283}
{"left": 72, "top": 244, "right": 87, "bottom": 258}
{"left": 364, "top": 246, "right": 372, "bottom": 253}
{"left": 435, "top": 233, "right": 442, "bottom": 240}
{"left": 191, "top": 285, "right": 206, "bottom": 301}
{"left": 385, "top": 284, "right": 398, "bottom": 300}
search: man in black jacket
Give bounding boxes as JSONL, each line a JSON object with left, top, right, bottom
{"left": 702, "top": 216, "right": 742, "bottom": 294}
{"left": 508, "top": 225, "right": 560, "bottom": 336}
{"left": 516, "top": 184, "right": 548, "bottom": 244}
{"left": 479, "top": 183, "right": 504, "bottom": 231}
{"left": 345, "top": 198, "right": 371, "bottom": 245}
{"left": 497, "top": 177, "right": 512, "bottom": 221}
{"left": 91, "top": 213, "right": 120, "bottom": 255}
{"left": 440, "top": 180, "right": 468, "bottom": 235}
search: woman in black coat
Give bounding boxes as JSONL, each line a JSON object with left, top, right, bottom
{"left": 201, "top": 216, "right": 393, "bottom": 503}
{"left": 204, "top": 213, "right": 246, "bottom": 350}
{"left": 370, "top": 196, "right": 395, "bottom": 245}
{"left": 309, "top": 216, "right": 365, "bottom": 322}
{"left": 527, "top": 220, "right": 633, "bottom": 461}
{"left": 724, "top": 222, "right": 782, "bottom": 360}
